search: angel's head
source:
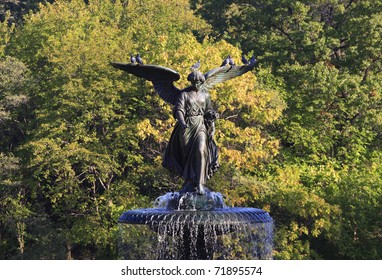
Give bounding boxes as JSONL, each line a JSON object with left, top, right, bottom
{"left": 187, "top": 70, "right": 205, "bottom": 90}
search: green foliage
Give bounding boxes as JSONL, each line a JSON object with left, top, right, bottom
{"left": 2, "top": 0, "right": 282, "bottom": 259}
{"left": 0, "top": 11, "right": 15, "bottom": 57}
{"left": 193, "top": 0, "right": 382, "bottom": 259}
{"left": 0, "top": 0, "right": 49, "bottom": 25}
{"left": 2, "top": 0, "right": 380, "bottom": 260}
{"left": 0, "top": 56, "right": 33, "bottom": 258}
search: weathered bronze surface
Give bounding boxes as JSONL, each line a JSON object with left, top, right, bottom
{"left": 111, "top": 60, "right": 254, "bottom": 194}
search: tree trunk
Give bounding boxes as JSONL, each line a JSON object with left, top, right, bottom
{"left": 66, "top": 241, "right": 73, "bottom": 260}
{"left": 16, "top": 221, "right": 25, "bottom": 258}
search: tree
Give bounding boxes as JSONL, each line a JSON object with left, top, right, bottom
{"left": 0, "top": 11, "right": 15, "bottom": 57}
{"left": 0, "top": 1, "right": 53, "bottom": 25}
{"left": 0, "top": 56, "right": 34, "bottom": 259}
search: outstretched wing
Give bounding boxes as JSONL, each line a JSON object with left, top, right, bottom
{"left": 203, "top": 64, "right": 255, "bottom": 89}
{"left": 110, "top": 63, "right": 181, "bottom": 105}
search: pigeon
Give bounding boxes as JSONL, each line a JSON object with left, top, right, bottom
{"left": 228, "top": 56, "right": 235, "bottom": 66}
{"left": 130, "top": 54, "right": 136, "bottom": 64}
{"left": 241, "top": 55, "right": 249, "bottom": 65}
{"left": 136, "top": 53, "right": 143, "bottom": 64}
{"left": 249, "top": 55, "right": 256, "bottom": 66}
{"left": 190, "top": 60, "right": 200, "bottom": 70}
{"left": 220, "top": 55, "right": 230, "bottom": 67}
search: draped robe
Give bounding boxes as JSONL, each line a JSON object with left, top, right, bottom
{"left": 163, "top": 89, "right": 219, "bottom": 188}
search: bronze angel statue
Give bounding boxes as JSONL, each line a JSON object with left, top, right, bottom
{"left": 111, "top": 56, "right": 255, "bottom": 195}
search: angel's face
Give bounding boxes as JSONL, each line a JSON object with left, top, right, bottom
{"left": 192, "top": 80, "right": 204, "bottom": 91}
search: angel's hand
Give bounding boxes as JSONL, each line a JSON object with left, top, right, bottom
{"left": 181, "top": 122, "right": 189, "bottom": 130}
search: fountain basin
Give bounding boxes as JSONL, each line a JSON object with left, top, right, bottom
{"left": 118, "top": 191, "right": 273, "bottom": 260}
{"left": 118, "top": 207, "right": 273, "bottom": 225}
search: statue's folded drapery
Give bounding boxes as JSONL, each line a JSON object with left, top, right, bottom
{"left": 163, "top": 90, "right": 219, "bottom": 192}
{"left": 110, "top": 61, "right": 254, "bottom": 194}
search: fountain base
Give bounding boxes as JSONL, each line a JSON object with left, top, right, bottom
{"left": 118, "top": 191, "right": 273, "bottom": 260}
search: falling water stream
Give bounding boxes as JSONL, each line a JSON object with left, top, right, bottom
{"left": 118, "top": 191, "right": 273, "bottom": 260}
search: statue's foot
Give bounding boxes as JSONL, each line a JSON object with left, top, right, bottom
{"left": 180, "top": 182, "right": 210, "bottom": 195}
{"left": 196, "top": 184, "right": 207, "bottom": 195}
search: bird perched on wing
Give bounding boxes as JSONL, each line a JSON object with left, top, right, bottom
{"left": 228, "top": 56, "right": 235, "bottom": 66}
{"left": 249, "top": 55, "right": 256, "bottom": 66}
{"left": 220, "top": 55, "right": 230, "bottom": 67}
{"left": 130, "top": 54, "right": 136, "bottom": 64}
{"left": 136, "top": 53, "right": 143, "bottom": 64}
{"left": 241, "top": 55, "right": 249, "bottom": 65}
{"left": 190, "top": 60, "right": 200, "bottom": 70}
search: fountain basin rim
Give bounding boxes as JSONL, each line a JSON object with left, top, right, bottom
{"left": 118, "top": 207, "right": 273, "bottom": 225}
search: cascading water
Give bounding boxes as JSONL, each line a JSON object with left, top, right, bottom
{"left": 118, "top": 191, "right": 273, "bottom": 260}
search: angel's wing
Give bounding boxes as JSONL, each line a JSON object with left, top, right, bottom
{"left": 203, "top": 64, "right": 255, "bottom": 89}
{"left": 110, "top": 63, "right": 182, "bottom": 105}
